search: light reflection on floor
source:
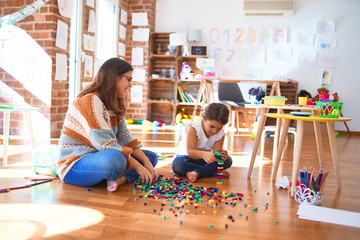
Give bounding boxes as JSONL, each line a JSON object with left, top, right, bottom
{"left": 0, "top": 203, "right": 104, "bottom": 239}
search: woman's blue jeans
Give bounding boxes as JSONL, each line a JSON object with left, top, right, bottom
{"left": 63, "top": 149, "right": 158, "bottom": 187}
{"left": 172, "top": 155, "right": 232, "bottom": 179}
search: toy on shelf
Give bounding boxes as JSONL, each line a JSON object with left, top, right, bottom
{"left": 175, "top": 108, "right": 193, "bottom": 125}
{"left": 179, "top": 61, "right": 194, "bottom": 80}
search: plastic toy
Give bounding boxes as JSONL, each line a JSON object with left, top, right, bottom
{"left": 215, "top": 151, "right": 224, "bottom": 184}
{"left": 179, "top": 61, "right": 194, "bottom": 80}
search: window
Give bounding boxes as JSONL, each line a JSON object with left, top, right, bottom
{"left": 95, "top": 0, "right": 119, "bottom": 73}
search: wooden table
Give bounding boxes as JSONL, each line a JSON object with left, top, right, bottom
{"left": 1, "top": 106, "right": 38, "bottom": 168}
{"left": 265, "top": 113, "right": 351, "bottom": 197}
{"left": 246, "top": 104, "right": 316, "bottom": 177}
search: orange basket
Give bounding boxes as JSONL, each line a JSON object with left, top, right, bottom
{"left": 315, "top": 101, "right": 343, "bottom": 118}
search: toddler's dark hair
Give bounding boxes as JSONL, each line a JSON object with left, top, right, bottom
{"left": 203, "top": 103, "right": 229, "bottom": 125}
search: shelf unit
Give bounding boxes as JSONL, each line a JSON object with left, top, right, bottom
{"left": 148, "top": 32, "right": 206, "bottom": 124}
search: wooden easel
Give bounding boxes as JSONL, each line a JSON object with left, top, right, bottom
{"left": 192, "top": 78, "right": 215, "bottom": 120}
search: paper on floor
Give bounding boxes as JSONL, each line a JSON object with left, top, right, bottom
{"left": 297, "top": 204, "right": 360, "bottom": 228}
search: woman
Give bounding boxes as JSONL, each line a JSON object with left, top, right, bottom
{"left": 56, "top": 58, "right": 158, "bottom": 192}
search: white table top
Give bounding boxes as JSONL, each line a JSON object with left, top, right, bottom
{"left": 0, "top": 105, "right": 39, "bottom": 112}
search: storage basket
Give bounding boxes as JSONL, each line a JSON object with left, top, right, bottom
{"left": 263, "top": 96, "right": 287, "bottom": 106}
{"left": 316, "top": 101, "right": 343, "bottom": 118}
{"left": 33, "top": 144, "right": 58, "bottom": 176}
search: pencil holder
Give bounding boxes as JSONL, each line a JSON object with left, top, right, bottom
{"left": 294, "top": 184, "right": 323, "bottom": 205}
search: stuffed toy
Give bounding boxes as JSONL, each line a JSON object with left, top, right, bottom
{"left": 179, "top": 62, "right": 194, "bottom": 80}
{"left": 313, "top": 87, "right": 329, "bottom": 101}
{"left": 313, "top": 87, "right": 339, "bottom": 102}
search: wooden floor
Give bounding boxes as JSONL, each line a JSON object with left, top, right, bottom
{"left": 1, "top": 125, "right": 360, "bottom": 239}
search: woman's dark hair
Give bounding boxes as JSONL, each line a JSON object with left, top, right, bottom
{"left": 78, "top": 58, "right": 133, "bottom": 115}
{"left": 203, "top": 103, "right": 229, "bottom": 125}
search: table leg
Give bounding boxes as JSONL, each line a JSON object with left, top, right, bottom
{"left": 313, "top": 121, "right": 324, "bottom": 168}
{"left": 290, "top": 120, "right": 304, "bottom": 197}
{"left": 272, "top": 109, "right": 284, "bottom": 164}
{"left": 271, "top": 119, "right": 291, "bottom": 180}
{"left": 24, "top": 112, "right": 35, "bottom": 150}
{"left": 247, "top": 107, "right": 268, "bottom": 178}
{"left": 326, "top": 122, "right": 341, "bottom": 190}
{"left": 2, "top": 111, "right": 11, "bottom": 168}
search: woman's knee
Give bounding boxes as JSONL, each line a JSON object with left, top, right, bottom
{"left": 103, "top": 150, "right": 127, "bottom": 172}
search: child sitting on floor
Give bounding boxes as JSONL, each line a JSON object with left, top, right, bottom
{"left": 172, "top": 103, "right": 233, "bottom": 182}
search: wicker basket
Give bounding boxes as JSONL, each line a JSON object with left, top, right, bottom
{"left": 316, "top": 101, "right": 343, "bottom": 118}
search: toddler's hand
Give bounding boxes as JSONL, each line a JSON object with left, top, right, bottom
{"left": 220, "top": 149, "right": 229, "bottom": 160}
{"left": 203, "top": 151, "right": 216, "bottom": 164}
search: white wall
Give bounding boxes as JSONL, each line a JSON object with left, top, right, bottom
{"left": 155, "top": 0, "right": 360, "bottom": 132}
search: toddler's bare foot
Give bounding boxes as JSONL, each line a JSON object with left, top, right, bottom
{"left": 107, "top": 176, "right": 127, "bottom": 192}
{"left": 186, "top": 171, "right": 198, "bottom": 183}
{"left": 223, "top": 170, "right": 230, "bottom": 178}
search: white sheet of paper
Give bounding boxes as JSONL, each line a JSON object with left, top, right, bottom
{"left": 55, "top": 20, "right": 68, "bottom": 50}
{"left": 86, "top": 0, "right": 94, "bottom": 8}
{"left": 84, "top": 55, "right": 93, "bottom": 78}
{"left": 169, "top": 32, "right": 186, "bottom": 46}
{"left": 83, "top": 34, "right": 95, "bottom": 52}
{"left": 119, "top": 25, "right": 126, "bottom": 40}
{"left": 133, "top": 68, "right": 146, "bottom": 82}
{"left": 316, "top": 20, "right": 335, "bottom": 34}
{"left": 58, "top": 0, "right": 74, "bottom": 18}
{"left": 131, "top": 85, "right": 143, "bottom": 103}
{"left": 118, "top": 42, "right": 126, "bottom": 57}
{"left": 88, "top": 10, "right": 96, "bottom": 33}
{"left": 318, "top": 53, "right": 339, "bottom": 68}
{"left": 55, "top": 53, "right": 67, "bottom": 81}
{"left": 131, "top": 47, "right": 144, "bottom": 66}
{"left": 133, "top": 28, "right": 149, "bottom": 42}
{"left": 120, "top": 9, "right": 128, "bottom": 24}
{"left": 297, "top": 204, "right": 360, "bottom": 228}
{"left": 132, "top": 12, "right": 148, "bottom": 26}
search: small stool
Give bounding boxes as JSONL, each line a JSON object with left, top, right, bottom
{"left": 260, "top": 125, "right": 296, "bottom": 161}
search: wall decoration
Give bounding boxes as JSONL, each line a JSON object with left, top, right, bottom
{"left": 83, "top": 34, "right": 95, "bottom": 52}
{"left": 55, "top": 20, "right": 68, "bottom": 50}
{"left": 132, "top": 12, "right": 148, "bottom": 26}
{"left": 84, "top": 55, "right": 93, "bottom": 78}
{"left": 131, "top": 47, "right": 144, "bottom": 66}
{"left": 58, "top": 0, "right": 74, "bottom": 18}
{"left": 120, "top": 9, "right": 128, "bottom": 24}
{"left": 316, "top": 20, "right": 335, "bottom": 34}
{"left": 322, "top": 69, "right": 332, "bottom": 86}
{"left": 55, "top": 53, "right": 67, "bottom": 81}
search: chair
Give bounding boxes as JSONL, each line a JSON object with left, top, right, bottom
{"left": 260, "top": 125, "right": 297, "bottom": 162}
{"left": 218, "top": 82, "right": 251, "bottom": 132}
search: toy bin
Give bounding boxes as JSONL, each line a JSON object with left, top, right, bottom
{"left": 263, "top": 96, "right": 287, "bottom": 106}
{"left": 316, "top": 101, "right": 343, "bottom": 118}
{"left": 32, "top": 144, "right": 59, "bottom": 176}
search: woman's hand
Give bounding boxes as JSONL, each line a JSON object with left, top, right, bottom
{"left": 129, "top": 157, "right": 154, "bottom": 184}
{"left": 143, "top": 161, "right": 158, "bottom": 182}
